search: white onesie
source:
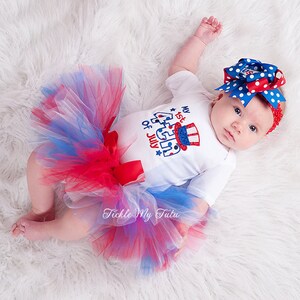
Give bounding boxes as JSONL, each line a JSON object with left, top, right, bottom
{"left": 113, "top": 71, "right": 236, "bottom": 206}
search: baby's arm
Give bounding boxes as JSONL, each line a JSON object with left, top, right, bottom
{"left": 195, "top": 197, "right": 209, "bottom": 215}
{"left": 169, "top": 16, "right": 222, "bottom": 76}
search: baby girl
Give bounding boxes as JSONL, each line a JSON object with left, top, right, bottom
{"left": 11, "top": 16, "right": 286, "bottom": 273}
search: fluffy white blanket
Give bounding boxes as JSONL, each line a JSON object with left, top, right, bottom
{"left": 1, "top": 0, "right": 299, "bottom": 299}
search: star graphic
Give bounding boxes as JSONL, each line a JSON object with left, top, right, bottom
{"left": 170, "top": 108, "right": 176, "bottom": 112}
{"left": 156, "top": 150, "right": 162, "bottom": 156}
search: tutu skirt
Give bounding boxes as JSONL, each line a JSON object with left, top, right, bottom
{"left": 31, "top": 65, "right": 208, "bottom": 274}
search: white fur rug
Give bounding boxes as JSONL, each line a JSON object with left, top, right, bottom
{"left": 1, "top": 0, "right": 299, "bottom": 299}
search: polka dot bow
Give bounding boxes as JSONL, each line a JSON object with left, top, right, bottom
{"left": 216, "top": 58, "right": 286, "bottom": 109}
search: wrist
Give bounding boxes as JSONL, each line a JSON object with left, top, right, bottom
{"left": 192, "top": 34, "right": 207, "bottom": 46}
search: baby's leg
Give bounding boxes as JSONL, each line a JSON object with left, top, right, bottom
{"left": 11, "top": 150, "right": 56, "bottom": 236}
{"left": 19, "top": 208, "right": 92, "bottom": 241}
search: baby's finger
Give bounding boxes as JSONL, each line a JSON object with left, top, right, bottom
{"left": 215, "top": 22, "right": 222, "bottom": 33}
{"left": 208, "top": 16, "right": 215, "bottom": 24}
{"left": 212, "top": 18, "right": 219, "bottom": 28}
{"left": 174, "top": 248, "right": 182, "bottom": 259}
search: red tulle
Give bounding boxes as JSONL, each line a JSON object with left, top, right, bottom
{"left": 40, "top": 142, "right": 120, "bottom": 192}
{"left": 31, "top": 65, "right": 209, "bottom": 274}
{"left": 90, "top": 212, "right": 208, "bottom": 272}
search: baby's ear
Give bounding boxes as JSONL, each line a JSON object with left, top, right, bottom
{"left": 212, "top": 92, "right": 223, "bottom": 106}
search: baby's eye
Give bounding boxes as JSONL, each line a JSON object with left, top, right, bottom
{"left": 234, "top": 107, "right": 241, "bottom": 116}
{"left": 249, "top": 125, "right": 257, "bottom": 132}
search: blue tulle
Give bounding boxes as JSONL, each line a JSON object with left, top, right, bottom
{"left": 31, "top": 65, "right": 207, "bottom": 274}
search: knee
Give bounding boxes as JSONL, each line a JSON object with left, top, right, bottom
{"left": 27, "top": 149, "right": 45, "bottom": 174}
{"left": 27, "top": 150, "right": 38, "bottom": 169}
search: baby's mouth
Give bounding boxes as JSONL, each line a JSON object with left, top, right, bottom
{"left": 224, "top": 129, "right": 235, "bottom": 142}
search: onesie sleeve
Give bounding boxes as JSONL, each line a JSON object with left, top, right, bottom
{"left": 165, "top": 70, "right": 213, "bottom": 99}
{"left": 186, "top": 150, "right": 236, "bottom": 206}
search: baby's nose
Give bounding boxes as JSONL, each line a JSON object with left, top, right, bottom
{"left": 232, "top": 121, "right": 242, "bottom": 134}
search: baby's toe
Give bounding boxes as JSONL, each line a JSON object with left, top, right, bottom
{"left": 11, "top": 224, "right": 23, "bottom": 237}
{"left": 20, "top": 220, "right": 29, "bottom": 229}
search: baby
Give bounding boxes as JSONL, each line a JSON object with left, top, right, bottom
{"left": 11, "top": 16, "right": 286, "bottom": 273}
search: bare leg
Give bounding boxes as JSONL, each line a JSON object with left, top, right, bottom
{"left": 11, "top": 150, "right": 56, "bottom": 237}
{"left": 19, "top": 208, "right": 91, "bottom": 241}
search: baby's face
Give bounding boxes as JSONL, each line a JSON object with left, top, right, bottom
{"left": 210, "top": 93, "right": 274, "bottom": 150}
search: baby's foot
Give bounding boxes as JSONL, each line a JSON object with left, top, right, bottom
{"left": 11, "top": 208, "right": 55, "bottom": 237}
{"left": 18, "top": 220, "right": 50, "bottom": 241}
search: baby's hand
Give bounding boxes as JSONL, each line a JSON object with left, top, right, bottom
{"left": 194, "top": 16, "right": 222, "bottom": 45}
{"left": 174, "top": 223, "right": 189, "bottom": 259}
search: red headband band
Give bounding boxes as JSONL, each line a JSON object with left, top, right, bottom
{"left": 266, "top": 103, "right": 283, "bottom": 134}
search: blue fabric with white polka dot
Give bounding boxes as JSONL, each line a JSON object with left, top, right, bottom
{"left": 215, "top": 58, "right": 286, "bottom": 109}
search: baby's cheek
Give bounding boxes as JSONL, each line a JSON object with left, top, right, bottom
{"left": 237, "top": 136, "right": 255, "bottom": 150}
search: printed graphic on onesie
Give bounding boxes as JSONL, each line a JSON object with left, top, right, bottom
{"left": 141, "top": 105, "right": 200, "bottom": 158}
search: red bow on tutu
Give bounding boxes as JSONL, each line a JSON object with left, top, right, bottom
{"left": 104, "top": 131, "right": 145, "bottom": 186}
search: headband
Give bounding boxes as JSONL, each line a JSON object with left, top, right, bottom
{"left": 216, "top": 58, "right": 286, "bottom": 133}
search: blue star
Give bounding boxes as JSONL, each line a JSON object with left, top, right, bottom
{"left": 156, "top": 150, "right": 162, "bottom": 156}
{"left": 170, "top": 108, "right": 176, "bottom": 112}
